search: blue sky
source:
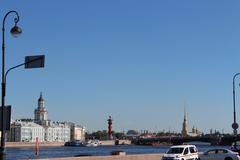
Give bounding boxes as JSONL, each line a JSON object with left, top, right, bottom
{"left": 1, "top": 0, "right": 240, "bottom": 133}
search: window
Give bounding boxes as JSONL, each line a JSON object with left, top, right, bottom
{"left": 167, "top": 148, "right": 184, "bottom": 154}
{"left": 190, "top": 147, "right": 197, "bottom": 153}
{"left": 183, "top": 148, "right": 189, "bottom": 155}
{"left": 207, "top": 150, "right": 216, "bottom": 155}
{"left": 217, "top": 149, "right": 228, "bottom": 154}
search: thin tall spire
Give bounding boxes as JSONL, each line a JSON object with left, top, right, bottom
{"left": 182, "top": 102, "right": 188, "bottom": 137}
{"left": 184, "top": 102, "right": 187, "bottom": 121}
{"left": 39, "top": 92, "right": 44, "bottom": 102}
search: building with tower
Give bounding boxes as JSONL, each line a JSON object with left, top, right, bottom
{"left": 34, "top": 93, "right": 70, "bottom": 142}
{"left": 181, "top": 107, "right": 202, "bottom": 137}
{"left": 34, "top": 93, "right": 50, "bottom": 126}
{"left": 8, "top": 93, "right": 85, "bottom": 142}
{"left": 189, "top": 126, "right": 202, "bottom": 137}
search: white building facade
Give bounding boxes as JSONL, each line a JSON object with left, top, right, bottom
{"left": 8, "top": 93, "right": 84, "bottom": 142}
{"left": 69, "top": 123, "right": 86, "bottom": 141}
{"left": 45, "top": 122, "right": 70, "bottom": 142}
{"left": 8, "top": 120, "right": 45, "bottom": 142}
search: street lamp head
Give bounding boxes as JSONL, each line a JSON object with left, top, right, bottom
{"left": 10, "top": 24, "right": 22, "bottom": 38}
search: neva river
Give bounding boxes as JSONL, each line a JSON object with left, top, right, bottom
{"left": 5, "top": 144, "right": 231, "bottom": 160}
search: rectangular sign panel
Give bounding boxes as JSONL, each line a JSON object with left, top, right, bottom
{"left": 25, "top": 55, "right": 45, "bottom": 69}
{"left": 0, "top": 106, "right": 11, "bottom": 131}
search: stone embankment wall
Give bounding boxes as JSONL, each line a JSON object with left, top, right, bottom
{"left": 6, "top": 140, "right": 131, "bottom": 147}
{"left": 6, "top": 142, "right": 64, "bottom": 147}
{"left": 48, "top": 154, "right": 163, "bottom": 160}
{"left": 101, "top": 140, "right": 131, "bottom": 145}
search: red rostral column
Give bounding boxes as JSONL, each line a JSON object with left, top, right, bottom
{"left": 107, "top": 116, "right": 113, "bottom": 140}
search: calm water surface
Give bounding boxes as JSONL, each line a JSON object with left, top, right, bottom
{"left": 5, "top": 145, "right": 232, "bottom": 160}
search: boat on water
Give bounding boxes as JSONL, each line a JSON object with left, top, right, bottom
{"left": 85, "top": 140, "right": 101, "bottom": 147}
{"left": 64, "top": 140, "right": 85, "bottom": 147}
{"left": 64, "top": 139, "right": 101, "bottom": 147}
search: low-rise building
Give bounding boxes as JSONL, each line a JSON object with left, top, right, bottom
{"left": 68, "top": 122, "right": 85, "bottom": 141}
{"left": 8, "top": 120, "right": 44, "bottom": 142}
{"left": 45, "top": 122, "right": 70, "bottom": 142}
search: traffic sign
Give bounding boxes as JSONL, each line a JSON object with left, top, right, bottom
{"left": 232, "top": 122, "right": 239, "bottom": 130}
{"left": 25, "top": 55, "right": 45, "bottom": 69}
{"left": 0, "top": 106, "right": 11, "bottom": 131}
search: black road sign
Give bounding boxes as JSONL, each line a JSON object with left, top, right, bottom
{"left": 25, "top": 55, "right": 45, "bottom": 69}
{"left": 232, "top": 122, "right": 239, "bottom": 130}
{"left": 0, "top": 106, "right": 11, "bottom": 131}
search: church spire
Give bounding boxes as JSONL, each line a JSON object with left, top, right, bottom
{"left": 184, "top": 105, "right": 186, "bottom": 121}
{"left": 38, "top": 92, "right": 45, "bottom": 109}
{"left": 38, "top": 92, "right": 44, "bottom": 102}
{"left": 181, "top": 104, "right": 188, "bottom": 137}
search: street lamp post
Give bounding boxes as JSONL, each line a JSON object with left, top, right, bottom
{"left": 232, "top": 73, "right": 240, "bottom": 150}
{"left": 1, "top": 10, "right": 22, "bottom": 156}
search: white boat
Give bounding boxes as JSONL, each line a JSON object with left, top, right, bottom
{"left": 85, "top": 140, "right": 101, "bottom": 147}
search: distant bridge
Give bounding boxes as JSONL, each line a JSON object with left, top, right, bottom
{"left": 133, "top": 136, "right": 240, "bottom": 146}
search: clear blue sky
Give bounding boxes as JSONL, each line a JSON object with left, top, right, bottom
{"left": 1, "top": 0, "right": 240, "bottom": 133}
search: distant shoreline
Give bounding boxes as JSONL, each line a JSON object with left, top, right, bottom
{"left": 6, "top": 142, "right": 64, "bottom": 148}
{"left": 5, "top": 140, "right": 132, "bottom": 148}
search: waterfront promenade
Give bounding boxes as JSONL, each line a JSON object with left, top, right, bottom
{"left": 48, "top": 154, "right": 163, "bottom": 160}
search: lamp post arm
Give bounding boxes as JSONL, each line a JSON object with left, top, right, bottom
{"left": 3, "top": 56, "right": 43, "bottom": 99}
{"left": 1, "top": 63, "right": 24, "bottom": 99}
{"left": 2, "top": 11, "right": 20, "bottom": 75}
{"left": 2, "top": 11, "right": 20, "bottom": 30}
{"left": 1, "top": 63, "right": 25, "bottom": 100}
{"left": 4, "top": 63, "right": 25, "bottom": 83}
{"left": 5, "top": 56, "right": 44, "bottom": 83}
{"left": 2, "top": 10, "right": 20, "bottom": 97}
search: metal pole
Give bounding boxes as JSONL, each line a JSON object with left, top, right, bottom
{"left": 0, "top": 10, "right": 20, "bottom": 156}
{"left": 1, "top": 12, "right": 5, "bottom": 157}
{"left": 232, "top": 73, "right": 240, "bottom": 150}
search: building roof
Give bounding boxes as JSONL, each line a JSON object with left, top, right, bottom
{"left": 12, "top": 120, "right": 43, "bottom": 128}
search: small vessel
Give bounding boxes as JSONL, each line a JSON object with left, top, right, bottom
{"left": 85, "top": 140, "right": 101, "bottom": 147}
{"left": 64, "top": 140, "right": 85, "bottom": 147}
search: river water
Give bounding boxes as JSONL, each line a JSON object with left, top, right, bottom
{"left": 4, "top": 144, "right": 232, "bottom": 160}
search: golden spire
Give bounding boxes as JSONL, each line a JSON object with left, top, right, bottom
{"left": 181, "top": 102, "right": 188, "bottom": 137}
